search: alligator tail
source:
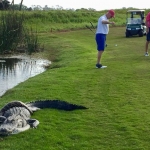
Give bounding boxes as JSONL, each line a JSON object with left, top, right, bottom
{"left": 26, "top": 100, "right": 88, "bottom": 111}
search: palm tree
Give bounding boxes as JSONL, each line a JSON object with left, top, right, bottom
{"left": 11, "top": 0, "right": 23, "bottom": 11}
{"left": 19, "top": 0, "right": 23, "bottom": 11}
{"left": 11, "top": 0, "right": 14, "bottom": 5}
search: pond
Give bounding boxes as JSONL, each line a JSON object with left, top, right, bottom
{"left": 0, "top": 56, "right": 51, "bottom": 96}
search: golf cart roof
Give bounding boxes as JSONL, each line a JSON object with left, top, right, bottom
{"left": 127, "top": 10, "right": 145, "bottom": 13}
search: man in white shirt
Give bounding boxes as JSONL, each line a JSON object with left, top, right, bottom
{"left": 95, "top": 10, "right": 115, "bottom": 68}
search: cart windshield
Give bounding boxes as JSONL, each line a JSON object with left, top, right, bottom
{"left": 127, "top": 18, "right": 142, "bottom": 24}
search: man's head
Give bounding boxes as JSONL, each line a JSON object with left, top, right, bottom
{"left": 106, "top": 9, "right": 115, "bottom": 19}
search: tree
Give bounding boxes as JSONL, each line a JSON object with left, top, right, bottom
{"left": 32, "top": 5, "right": 43, "bottom": 10}
{"left": 10, "top": 0, "right": 24, "bottom": 11}
{"left": 11, "top": 0, "right": 14, "bottom": 5}
{"left": 19, "top": 0, "right": 23, "bottom": 11}
{"left": 10, "top": 4, "right": 27, "bottom": 10}
{"left": 0, "top": 0, "right": 10, "bottom": 10}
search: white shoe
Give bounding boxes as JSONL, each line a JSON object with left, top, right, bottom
{"left": 101, "top": 66, "right": 107, "bottom": 69}
{"left": 145, "top": 52, "right": 149, "bottom": 56}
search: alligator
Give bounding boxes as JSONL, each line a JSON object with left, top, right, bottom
{"left": 0, "top": 100, "right": 87, "bottom": 135}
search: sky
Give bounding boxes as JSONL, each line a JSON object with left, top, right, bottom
{"left": 14, "top": 0, "right": 149, "bottom": 10}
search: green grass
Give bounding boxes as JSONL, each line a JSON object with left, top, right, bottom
{"left": 1, "top": 27, "right": 150, "bottom": 149}
{"left": 23, "top": 8, "right": 150, "bottom": 32}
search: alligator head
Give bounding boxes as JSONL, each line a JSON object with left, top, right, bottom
{"left": 0, "top": 114, "right": 30, "bottom": 135}
{"left": 0, "top": 106, "right": 32, "bottom": 135}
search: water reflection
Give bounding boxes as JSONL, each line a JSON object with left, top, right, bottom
{"left": 0, "top": 57, "right": 50, "bottom": 96}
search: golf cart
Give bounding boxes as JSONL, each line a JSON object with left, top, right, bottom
{"left": 125, "top": 10, "right": 146, "bottom": 37}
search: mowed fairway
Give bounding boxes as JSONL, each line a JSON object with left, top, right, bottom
{"left": 1, "top": 27, "right": 150, "bottom": 150}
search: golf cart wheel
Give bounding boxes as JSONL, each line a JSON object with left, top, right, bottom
{"left": 139, "top": 30, "right": 143, "bottom": 37}
{"left": 126, "top": 31, "right": 130, "bottom": 38}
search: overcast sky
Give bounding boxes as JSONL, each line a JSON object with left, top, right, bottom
{"left": 14, "top": 0, "right": 149, "bottom": 10}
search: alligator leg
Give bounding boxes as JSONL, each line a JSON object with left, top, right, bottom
{"left": 27, "top": 119, "right": 39, "bottom": 128}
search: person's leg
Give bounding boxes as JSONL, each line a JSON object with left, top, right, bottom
{"left": 97, "top": 50, "right": 103, "bottom": 64}
{"left": 145, "top": 41, "right": 149, "bottom": 53}
{"left": 145, "top": 29, "right": 150, "bottom": 56}
{"left": 95, "top": 34, "right": 105, "bottom": 67}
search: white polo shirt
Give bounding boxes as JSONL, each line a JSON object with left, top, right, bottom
{"left": 96, "top": 14, "right": 109, "bottom": 34}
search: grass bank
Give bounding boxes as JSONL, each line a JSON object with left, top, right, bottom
{"left": 1, "top": 27, "right": 150, "bottom": 149}
{"left": 23, "top": 8, "right": 150, "bottom": 32}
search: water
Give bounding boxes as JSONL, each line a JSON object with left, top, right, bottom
{"left": 0, "top": 56, "right": 51, "bottom": 96}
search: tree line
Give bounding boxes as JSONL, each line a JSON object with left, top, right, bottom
{"left": 0, "top": 0, "right": 97, "bottom": 11}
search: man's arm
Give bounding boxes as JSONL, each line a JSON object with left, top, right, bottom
{"left": 102, "top": 20, "right": 115, "bottom": 25}
{"left": 146, "top": 20, "right": 149, "bottom": 33}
